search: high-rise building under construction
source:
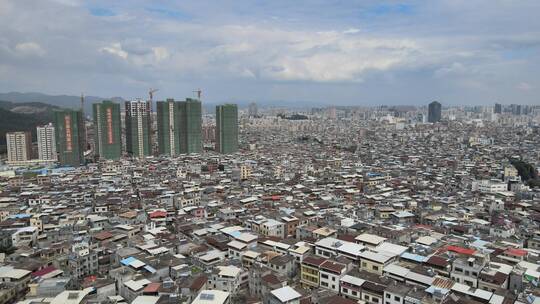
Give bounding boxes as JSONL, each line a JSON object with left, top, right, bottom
{"left": 216, "top": 104, "right": 239, "bottom": 154}
{"left": 54, "top": 109, "right": 86, "bottom": 166}
{"left": 179, "top": 98, "right": 202, "bottom": 154}
{"left": 93, "top": 100, "right": 122, "bottom": 160}
{"left": 125, "top": 100, "right": 152, "bottom": 157}
{"left": 156, "top": 98, "right": 181, "bottom": 156}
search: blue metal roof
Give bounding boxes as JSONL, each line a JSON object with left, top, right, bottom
{"left": 10, "top": 214, "right": 32, "bottom": 219}
{"left": 400, "top": 252, "right": 427, "bottom": 263}
{"left": 120, "top": 257, "right": 136, "bottom": 266}
{"left": 144, "top": 265, "right": 157, "bottom": 273}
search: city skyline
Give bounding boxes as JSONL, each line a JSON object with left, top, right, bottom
{"left": 1, "top": 2, "right": 540, "bottom": 304}
{"left": 0, "top": 1, "right": 539, "bottom": 106}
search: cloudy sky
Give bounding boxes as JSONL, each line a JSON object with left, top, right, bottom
{"left": 0, "top": 0, "right": 539, "bottom": 105}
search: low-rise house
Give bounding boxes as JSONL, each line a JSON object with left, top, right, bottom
{"left": 0, "top": 266, "right": 31, "bottom": 300}
{"left": 208, "top": 265, "right": 248, "bottom": 294}
{"left": 269, "top": 286, "right": 301, "bottom": 304}
{"left": 300, "top": 256, "right": 325, "bottom": 289}
{"left": 360, "top": 250, "right": 397, "bottom": 275}
{"left": 319, "top": 260, "right": 347, "bottom": 292}
{"left": 355, "top": 233, "right": 387, "bottom": 249}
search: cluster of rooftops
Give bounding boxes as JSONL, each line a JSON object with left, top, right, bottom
{"left": 0, "top": 105, "right": 539, "bottom": 304}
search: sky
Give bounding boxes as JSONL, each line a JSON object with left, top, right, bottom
{"left": 0, "top": 0, "right": 539, "bottom": 106}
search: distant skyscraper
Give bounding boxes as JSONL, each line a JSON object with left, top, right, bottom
{"left": 179, "top": 98, "right": 202, "bottom": 154}
{"left": 93, "top": 101, "right": 122, "bottom": 160}
{"left": 156, "top": 98, "right": 181, "bottom": 156}
{"left": 428, "top": 101, "right": 442, "bottom": 123}
{"left": 327, "top": 106, "right": 337, "bottom": 119}
{"left": 54, "top": 109, "right": 86, "bottom": 166}
{"left": 6, "top": 131, "right": 32, "bottom": 162}
{"left": 202, "top": 124, "right": 216, "bottom": 143}
{"left": 125, "top": 100, "right": 152, "bottom": 157}
{"left": 510, "top": 104, "right": 522, "bottom": 115}
{"left": 248, "top": 102, "right": 258, "bottom": 117}
{"left": 494, "top": 103, "right": 502, "bottom": 114}
{"left": 37, "top": 123, "right": 56, "bottom": 161}
{"left": 216, "top": 104, "right": 239, "bottom": 154}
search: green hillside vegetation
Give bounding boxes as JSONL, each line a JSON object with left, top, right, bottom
{"left": 0, "top": 100, "right": 59, "bottom": 153}
{"left": 510, "top": 159, "right": 540, "bottom": 188}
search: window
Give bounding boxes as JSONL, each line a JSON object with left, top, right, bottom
{"left": 362, "top": 262, "right": 367, "bottom": 267}
{"left": 321, "top": 274, "right": 329, "bottom": 279}
{"left": 394, "top": 296, "right": 400, "bottom": 301}
{"left": 343, "top": 288, "right": 349, "bottom": 293}
{"left": 373, "top": 265, "right": 379, "bottom": 271}
{"left": 352, "top": 291, "right": 357, "bottom": 296}
{"left": 386, "top": 294, "right": 390, "bottom": 299}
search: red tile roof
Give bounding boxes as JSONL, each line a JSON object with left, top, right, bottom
{"left": 505, "top": 248, "right": 527, "bottom": 257}
{"left": 303, "top": 256, "right": 326, "bottom": 267}
{"left": 149, "top": 211, "right": 167, "bottom": 218}
{"left": 262, "top": 274, "right": 282, "bottom": 285}
{"left": 190, "top": 275, "right": 208, "bottom": 291}
{"left": 425, "top": 255, "right": 449, "bottom": 267}
{"left": 143, "top": 283, "right": 161, "bottom": 293}
{"left": 31, "top": 266, "right": 57, "bottom": 278}
{"left": 94, "top": 231, "right": 113, "bottom": 241}
{"left": 320, "top": 260, "right": 346, "bottom": 274}
{"left": 446, "top": 245, "right": 476, "bottom": 256}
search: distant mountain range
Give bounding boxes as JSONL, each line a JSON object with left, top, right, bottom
{"left": 0, "top": 92, "right": 124, "bottom": 151}
{"left": 0, "top": 91, "right": 332, "bottom": 114}
{"left": 0, "top": 91, "right": 415, "bottom": 153}
{"left": 0, "top": 92, "right": 125, "bottom": 114}
{"left": 0, "top": 100, "right": 62, "bottom": 149}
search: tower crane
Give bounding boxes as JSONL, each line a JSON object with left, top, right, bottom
{"left": 149, "top": 88, "right": 159, "bottom": 101}
{"left": 193, "top": 88, "right": 202, "bottom": 100}
{"left": 149, "top": 88, "right": 159, "bottom": 111}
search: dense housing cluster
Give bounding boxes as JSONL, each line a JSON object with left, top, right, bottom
{"left": 0, "top": 102, "right": 539, "bottom": 304}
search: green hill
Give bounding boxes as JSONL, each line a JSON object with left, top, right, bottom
{"left": 0, "top": 100, "right": 60, "bottom": 153}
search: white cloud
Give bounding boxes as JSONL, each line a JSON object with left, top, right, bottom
{"left": 1, "top": 0, "right": 539, "bottom": 104}
{"left": 516, "top": 82, "right": 533, "bottom": 90}
{"left": 343, "top": 28, "right": 360, "bottom": 34}
{"left": 434, "top": 62, "right": 468, "bottom": 78}
{"left": 160, "top": 25, "right": 425, "bottom": 82}
{"left": 152, "top": 47, "right": 170, "bottom": 62}
{"left": 99, "top": 43, "right": 128, "bottom": 59}
{"left": 15, "top": 42, "right": 45, "bottom": 56}
{"left": 48, "top": 0, "right": 80, "bottom": 6}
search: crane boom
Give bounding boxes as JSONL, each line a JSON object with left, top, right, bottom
{"left": 193, "top": 89, "right": 202, "bottom": 100}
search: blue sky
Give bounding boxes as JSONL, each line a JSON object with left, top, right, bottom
{"left": 0, "top": 0, "right": 539, "bottom": 105}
